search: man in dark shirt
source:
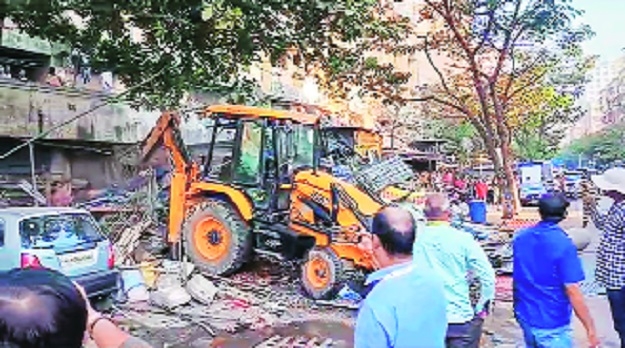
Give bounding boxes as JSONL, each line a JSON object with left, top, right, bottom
{"left": 513, "top": 194, "right": 598, "bottom": 347}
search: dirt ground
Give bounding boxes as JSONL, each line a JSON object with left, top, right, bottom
{"left": 90, "top": 204, "right": 621, "bottom": 348}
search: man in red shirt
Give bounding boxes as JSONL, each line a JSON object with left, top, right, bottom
{"left": 475, "top": 180, "right": 488, "bottom": 200}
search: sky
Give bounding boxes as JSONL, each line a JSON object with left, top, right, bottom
{"left": 572, "top": 0, "right": 625, "bottom": 61}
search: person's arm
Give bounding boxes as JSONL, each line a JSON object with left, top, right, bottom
{"left": 587, "top": 199, "right": 606, "bottom": 230}
{"left": 583, "top": 181, "right": 606, "bottom": 229}
{"left": 354, "top": 303, "right": 391, "bottom": 348}
{"left": 466, "top": 238, "right": 496, "bottom": 313}
{"left": 557, "top": 240, "right": 599, "bottom": 347}
{"left": 74, "top": 282, "right": 152, "bottom": 348}
{"left": 566, "top": 285, "right": 598, "bottom": 345}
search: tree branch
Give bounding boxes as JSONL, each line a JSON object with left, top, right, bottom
{"left": 420, "top": 34, "right": 471, "bottom": 112}
{"left": 489, "top": 0, "right": 523, "bottom": 82}
{"left": 425, "top": 0, "right": 475, "bottom": 63}
{"left": 502, "top": 52, "right": 549, "bottom": 102}
{"left": 505, "top": 66, "right": 550, "bottom": 102}
{"left": 408, "top": 95, "right": 468, "bottom": 116}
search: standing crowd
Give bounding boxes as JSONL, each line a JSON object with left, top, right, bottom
{"left": 416, "top": 169, "right": 499, "bottom": 206}
{"left": 355, "top": 167, "right": 625, "bottom": 348}
{"left": 355, "top": 193, "right": 496, "bottom": 348}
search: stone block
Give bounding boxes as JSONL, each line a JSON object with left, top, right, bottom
{"left": 150, "top": 285, "right": 192, "bottom": 309}
{"left": 186, "top": 274, "right": 218, "bottom": 305}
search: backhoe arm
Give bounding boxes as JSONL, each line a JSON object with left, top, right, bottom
{"left": 141, "top": 111, "right": 192, "bottom": 169}
{"left": 142, "top": 111, "right": 198, "bottom": 244}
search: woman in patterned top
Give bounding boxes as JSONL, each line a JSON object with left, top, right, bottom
{"left": 587, "top": 167, "right": 625, "bottom": 347}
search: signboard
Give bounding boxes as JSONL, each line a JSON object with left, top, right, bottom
{"left": 519, "top": 163, "right": 542, "bottom": 184}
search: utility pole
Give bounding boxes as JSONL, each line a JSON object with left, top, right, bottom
{"left": 578, "top": 153, "right": 582, "bottom": 168}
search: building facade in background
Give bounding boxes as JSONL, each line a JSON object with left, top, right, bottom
{"left": 0, "top": 19, "right": 160, "bottom": 192}
{"left": 566, "top": 56, "right": 625, "bottom": 142}
{"left": 242, "top": 0, "right": 443, "bottom": 134}
{"left": 0, "top": 18, "right": 157, "bottom": 144}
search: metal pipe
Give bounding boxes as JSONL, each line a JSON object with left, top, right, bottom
{"left": 28, "top": 142, "right": 38, "bottom": 206}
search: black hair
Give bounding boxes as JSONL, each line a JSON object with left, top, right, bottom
{"left": 538, "top": 193, "right": 570, "bottom": 223}
{"left": 371, "top": 206, "right": 415, "bottom": 256}
{"left": 0, "top": 268, "right": 87, "bottom": 348}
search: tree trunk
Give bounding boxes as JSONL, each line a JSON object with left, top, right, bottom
{"left": 486, "top": 79, "right": 521, "bottom": 219}
{"left": 500, "top": 142, "right": 520, "bottom": 218}
{"left": 482, "top": 135, "right": 519, "bottom": 219}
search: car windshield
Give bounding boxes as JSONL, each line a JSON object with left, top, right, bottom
{"left": 19, "top": 213, "right": 103, "bottom": 249}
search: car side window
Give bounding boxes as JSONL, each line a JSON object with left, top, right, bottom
{"left": 0, "top": 218, "right": 5, "bottom": 247}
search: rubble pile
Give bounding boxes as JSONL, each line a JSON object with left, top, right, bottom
{"left": 110, "top": 246, "right": 355, "bottom": 346}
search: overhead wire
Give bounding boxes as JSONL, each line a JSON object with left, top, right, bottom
{"left": 0, "top": 68, "right": 166, "bottom": 161}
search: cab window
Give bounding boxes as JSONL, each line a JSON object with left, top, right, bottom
{"left": 293, "top": 124, "right": 315, "bottom": 168}
{"left": 234, "top": 120, "right": 263, "bottom": 184}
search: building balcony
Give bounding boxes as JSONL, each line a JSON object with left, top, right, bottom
{"left": 0, "top": 77, "right": 156, "bottom": 143}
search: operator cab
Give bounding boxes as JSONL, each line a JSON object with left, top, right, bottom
{"left": 200, "top": 106, "right": 318, "bottom": 219}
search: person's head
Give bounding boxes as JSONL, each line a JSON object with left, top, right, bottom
{"left": 369, "top": 206, "right": 416, "bottom": 268}
{"left": 591, "top": 167, "right": 625, "bottom": 202}
{"left": 423, "top": 193, "right": 451, "bottom": 221}
{"left": 48, "top": 66, "right": 56, "bottom": 76}
{"left": 0, "top": 268, "right": 87, "bottom": 348}
{"left": 538, "top": 194, "right": 570, "bottom": 223}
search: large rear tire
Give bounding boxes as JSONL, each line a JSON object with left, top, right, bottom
{"left": 183, "top": 199, "right": 252, "bottom": 276}
{"left": 301, "top": 247, "right": 348, "bottom": 300}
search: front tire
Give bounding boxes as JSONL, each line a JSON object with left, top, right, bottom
{"left": 301, "top": 247, "right": 348, "bottom": 300}
{"left": 183, "top": 199, "right": 252, "bottom": 276}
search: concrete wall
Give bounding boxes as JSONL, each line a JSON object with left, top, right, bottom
{"left": 0, "top": 78, "right": 158, "bottom": 142}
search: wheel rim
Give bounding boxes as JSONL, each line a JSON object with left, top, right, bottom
{"left": 305, "top": 255, "right": 332, "bottom": 290}
{"left": 193, "top": 216, "right": 231, "bottom": 261}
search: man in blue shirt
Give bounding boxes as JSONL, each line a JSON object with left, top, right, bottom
{"left": 413, "top": 193, "right": 495, "bottom": 348}
{"left": 354, "top": 206, "right": 447, "bottom": 348}
{"left": 513, "top": 194, "right": 599, "bottom": 347}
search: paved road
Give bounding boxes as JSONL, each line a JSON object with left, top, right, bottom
{"left": 572, "top": 223, "right": 621, "bottom": 347}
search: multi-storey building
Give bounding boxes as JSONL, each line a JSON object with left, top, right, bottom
{"left": 0, "top": 18, "right": 158, "bottom": 194}
{"left": 565, "top": 56, "right": 625, "bottom": 142}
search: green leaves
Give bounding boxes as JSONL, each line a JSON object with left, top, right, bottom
{"left": 2, "top": 0, "right": 387, "bottom": 108}
{"left": 561, "top": 124, "right": 625, "bottom": 165}
{"left": 433, "top": 119, "right": 482, "bottom": 165}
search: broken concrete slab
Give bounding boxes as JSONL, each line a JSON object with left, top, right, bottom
{"left": 127, "top": 287, "right": 151, "bottom": 303}
{"left": 186, "top": 274, "right": 218, "bottom": 305}
{"left": 150, "top": 285, "right": 192, "bottom": 309}
{"left": 189, "top": 337, "right": 213, "bottom": 348}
